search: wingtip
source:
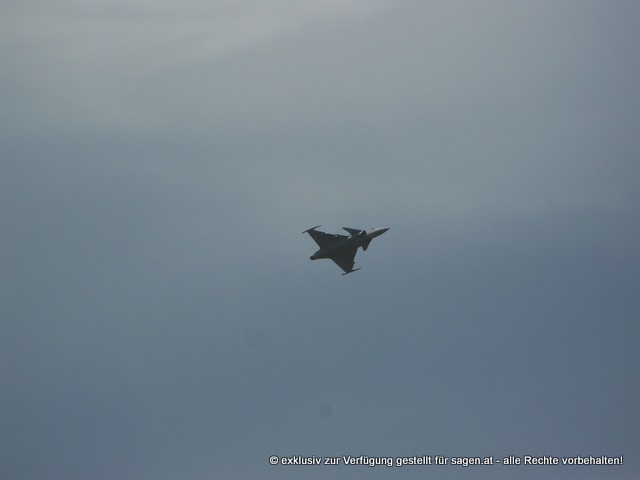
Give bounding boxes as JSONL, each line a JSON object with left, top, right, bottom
{"left": 342, "top": 268, "right": 361, "bottom": 275}
{"left": 302, "top": 225, "right": 321, "bottom": 233}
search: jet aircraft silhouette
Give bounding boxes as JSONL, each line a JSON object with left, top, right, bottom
{"left": 303, "top": 226, "right": 389, "bottom": 275}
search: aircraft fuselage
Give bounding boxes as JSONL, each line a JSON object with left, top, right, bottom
{"left": 310, "top": 227, "right": 389, "bottom": 260}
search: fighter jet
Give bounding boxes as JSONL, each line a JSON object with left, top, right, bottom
{"left": 303, "top": 226, "right": 390, "bottom": 275}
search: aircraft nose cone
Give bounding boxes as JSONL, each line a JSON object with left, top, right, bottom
{"left": 370, "top": 227, "right": 389, "bottom": 238}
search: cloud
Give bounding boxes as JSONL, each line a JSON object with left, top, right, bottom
{"left": 1, "top": 0, "right": 387, "bottom": 135}
{"left": 2, "top": 3, "right": 639, "bottom": 478}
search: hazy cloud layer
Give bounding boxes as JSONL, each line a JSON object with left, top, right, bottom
{"left": 2, "top": 1, "right": 639, "bottom": 479}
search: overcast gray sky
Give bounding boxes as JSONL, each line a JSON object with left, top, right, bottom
{"left": 2, "top": 1, "right": 639, "bottom": 479}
